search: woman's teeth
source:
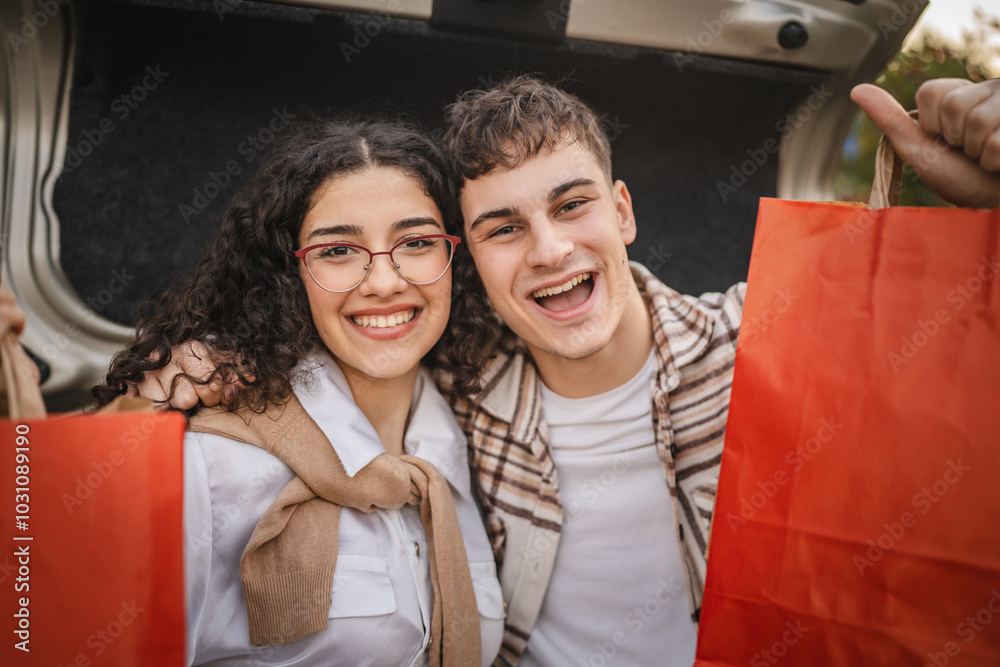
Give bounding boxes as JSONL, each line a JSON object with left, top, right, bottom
{"left": 352, "top": 309, "right": 415, "bottom": 328}
{"left": 532, "top": 272, "right": 591, "bottom": 299}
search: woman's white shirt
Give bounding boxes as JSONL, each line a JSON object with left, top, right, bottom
{"left": 184, "top": 353, "right": 505, "bottom": 666}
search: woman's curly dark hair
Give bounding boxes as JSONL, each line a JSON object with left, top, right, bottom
{"left": 436, "top": 243, "right": 506, "bottom": 397}
{"left": 93, "top": 118, "right": 472, "bottom": 411}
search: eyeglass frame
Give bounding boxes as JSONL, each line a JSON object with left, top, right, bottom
{"left": 294, "top": 233, "right": 463, "bottom": 294}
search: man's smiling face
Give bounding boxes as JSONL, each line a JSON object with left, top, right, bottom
{"left": 460, "top": 140, "right": 639, "bottom": 365}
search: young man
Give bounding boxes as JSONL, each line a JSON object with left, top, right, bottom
{"left": 138, "top": 76, "right": 1000, "bottom": 666}
{"left": 437, "top": 77, "right": 744, "bottom": 667}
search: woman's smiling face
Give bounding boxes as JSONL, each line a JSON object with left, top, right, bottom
{"left": 297, "top": 166, "right": 452, "bottom": 385}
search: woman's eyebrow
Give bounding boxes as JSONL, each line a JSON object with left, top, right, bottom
{"left": 307, "top": 218, "right": 441, "bottom": 240}
{"left": 390, "top": 217, "right": 443, "bottom": 232}
{"left": 308, "top": 224, "right": 363, "bottom": 239}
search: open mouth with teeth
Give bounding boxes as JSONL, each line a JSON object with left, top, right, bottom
{"left": 351, "top": 309, "right": 416, "bottom": 329}
{"left": 531, "top": 272, "right": 594, "bottom": 311}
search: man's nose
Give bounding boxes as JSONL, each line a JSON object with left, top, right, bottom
{"left": 525, "top": 220, "right": 573, "bottom": 268}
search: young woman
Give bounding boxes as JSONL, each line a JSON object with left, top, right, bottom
{"left": 95, "top": 120, "right": 504, "bottom": 666}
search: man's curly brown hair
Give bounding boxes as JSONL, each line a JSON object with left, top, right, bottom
{"left": 443, "top": 73, "right": 612, "bottom": 183}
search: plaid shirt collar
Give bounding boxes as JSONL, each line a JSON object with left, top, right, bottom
{"left": 472, "top": 262, "right": 717, "bottom": 435}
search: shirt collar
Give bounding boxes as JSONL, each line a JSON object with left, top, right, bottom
{"left": 292, "top": 351, "right": 470, "bottom": 492}
{"left": 402, "top": 369, "right": 472, "bottom": 492}
{"left": 629, "top": 262, "right": 716, "bottom": 393}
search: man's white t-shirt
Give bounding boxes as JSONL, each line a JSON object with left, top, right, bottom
{"left": 521, "top": 349, "right": 698, "bottom": 667}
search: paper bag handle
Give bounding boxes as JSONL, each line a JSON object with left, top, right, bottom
{"left": 0, "top": 332, "right": 47, "bottom": 420}
{"left": 869, "top": 110, "right": 920, "bottom": 210}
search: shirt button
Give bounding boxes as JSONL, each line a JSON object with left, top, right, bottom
{"left": 669, "top": 442, "right": 679, "bottom": 458}
{"left": 415, "top": 542, "right": 420, "bottom": 558}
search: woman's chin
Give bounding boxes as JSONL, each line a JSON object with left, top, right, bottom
{"left": 338, "top": 358, "right": 424, "bottom": 385}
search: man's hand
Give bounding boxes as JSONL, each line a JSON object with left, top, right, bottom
{"left": 131, "top": 340, "right": 239, "bottom": 410}
{"left": 851, "top": 79, "right": 1000, "bottom": 208}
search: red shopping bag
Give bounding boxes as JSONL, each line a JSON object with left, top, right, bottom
{"left": 696, "top": 138, "right": 1000, "bottom": 665}
{"left": 0, "top": 334, "right": 186, "bottom": 666}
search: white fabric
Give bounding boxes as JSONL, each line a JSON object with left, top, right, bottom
{"left": 184, "top": 353, "right": 505, "bottom": 666}
{"left": 522, "top": 349, "right": 697, "bottom": 667}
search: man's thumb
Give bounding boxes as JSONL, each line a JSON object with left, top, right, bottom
{"left": 851, "top": 83, "right": 926, "bottom": 165}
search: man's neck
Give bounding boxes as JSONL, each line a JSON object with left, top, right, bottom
{"left": 529, "top": 284, "right": 653, "bottom": 398}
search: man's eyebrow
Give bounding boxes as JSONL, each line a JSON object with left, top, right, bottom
{"left": 549, "top": 178, "right": 598, "bottom": 202}
{"left": 467, "top": 178, "right": 597, "bottom": 233}
{"left": 308, "top": 224, "right": 363, "bottom": 239}
{"left": 469, "top": 207, "right": 519, "bottom": 234}
{"left": 390, "top": 217, "right": 443, "bottom": 232}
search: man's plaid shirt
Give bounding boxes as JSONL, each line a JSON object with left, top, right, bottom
{"left": 444, "top": 263, "right": 746, "bottom": 666}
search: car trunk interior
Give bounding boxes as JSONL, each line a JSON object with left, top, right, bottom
{"left": 55, "top": 0, "right": 829, "bottom": 329}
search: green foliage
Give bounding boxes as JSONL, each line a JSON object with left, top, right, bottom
{"left": 835, "top": 10, "right": 999, "bottom": 207}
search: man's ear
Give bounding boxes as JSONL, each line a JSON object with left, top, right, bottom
{"left": 613, "top": 179, "right": 637, "bottom": 245}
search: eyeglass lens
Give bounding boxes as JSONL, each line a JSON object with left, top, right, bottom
{"left": 304, "top": 236, "right": 455, "bottom": 292}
